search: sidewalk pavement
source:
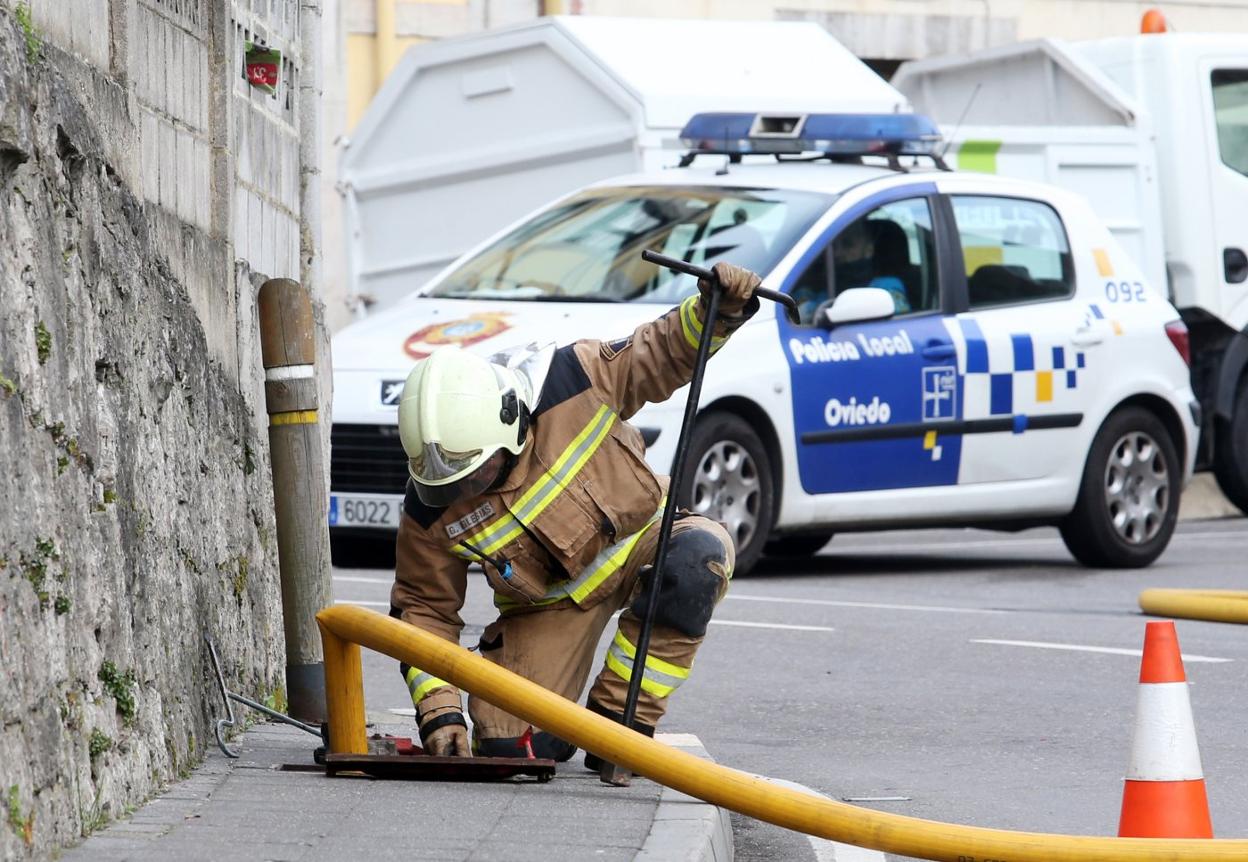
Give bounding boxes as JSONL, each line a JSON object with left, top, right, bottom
{"left": 62, "top": 722, "right": 732, "bottom": 862}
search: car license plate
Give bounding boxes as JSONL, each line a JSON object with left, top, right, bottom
{"left": 328, "top": 493, "right": 403, "bottom": 528}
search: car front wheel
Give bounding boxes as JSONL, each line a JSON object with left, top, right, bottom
{"left": 1060, "top": 406, "right": 1180, "bottom": 568}
{"left": 675, "top": 411, "right": 776, "bottom": 576}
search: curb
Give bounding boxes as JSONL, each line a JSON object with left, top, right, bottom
{"left": 1179, "top": 473, "right": 1241, "bottom": 521}
{"left": 638, "top": 733, "right": 734, "bottom": 862}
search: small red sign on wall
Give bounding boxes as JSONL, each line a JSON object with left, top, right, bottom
{"left": 244, "top": 41, "right": 281, "bottom": 94}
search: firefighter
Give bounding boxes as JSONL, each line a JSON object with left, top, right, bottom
{"left": 390, "top": 263, "right": 761, "bottom": 764}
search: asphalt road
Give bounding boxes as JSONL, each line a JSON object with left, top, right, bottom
{"left": 332, "top": 517, "right": 1248, "bottom": 861}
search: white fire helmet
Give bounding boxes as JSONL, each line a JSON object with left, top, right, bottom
{"left": 397, "top": 344, "right": 549, "bottom": 507}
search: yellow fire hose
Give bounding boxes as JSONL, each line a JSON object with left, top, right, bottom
{"left": 1139, "top": 589, "right": 1248, "bottom": 625}
{"left": 317, "top": 605, "right": 1248, "bottom": 861}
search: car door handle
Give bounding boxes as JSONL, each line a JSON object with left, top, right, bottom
{"left": 1225, "top": 247, "right": 1248, "bottom": 284}
{"left": 921, "top": 340, "right": 956, "bottom": 360}
{"left": 1072, "top": 327, "right": 1103, "bottom": 347}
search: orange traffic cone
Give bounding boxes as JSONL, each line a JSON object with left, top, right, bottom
{"left": 1118, "top": 620, "right": 1213, "bottom": 838}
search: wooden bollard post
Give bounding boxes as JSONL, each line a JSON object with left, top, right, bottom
{"left": 258, "top": 278, "right": 333, "bottom": 722}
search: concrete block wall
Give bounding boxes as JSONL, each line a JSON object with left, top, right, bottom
{"left": 0, "top": 1, "right": 321, "bottom": 858}
{"left": 231, "top": 0, "right": 303, "bottom": 283}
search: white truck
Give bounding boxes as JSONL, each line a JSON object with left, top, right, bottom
{"left": 338, "top": 16, "right": 907, "bottom": 313}
{"left": 893, "top": 33, "right": 1248, "bottom": 514}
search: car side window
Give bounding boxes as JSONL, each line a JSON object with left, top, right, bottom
{"left": 1212, "top": 69, "right": 1248, "bottom": 177}
{"left": 951, "top": 196, "right": 1075, "bottom": 309}
{"left": 791, "top": 197, "right": 939, "bottom": 325}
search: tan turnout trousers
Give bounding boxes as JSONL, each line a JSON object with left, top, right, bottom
{"left": 469, "top": 515, "right": 733, "bottom": 739}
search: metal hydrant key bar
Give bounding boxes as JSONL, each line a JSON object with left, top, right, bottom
{"left": 639, "top": 250, "right": 802, "bottom": 324}
{"left": 316, "top": 605, "right": 1248, "bottom": 862}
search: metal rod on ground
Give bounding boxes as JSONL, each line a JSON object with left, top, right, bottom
{"left": 258, "top": 278, "right": 334, "bottom": 723}
{"left": 207, "top": 636, "right": 321, "bottom": 758}
{"left": 599, "top": 252, "right": 725, "bottom": 786}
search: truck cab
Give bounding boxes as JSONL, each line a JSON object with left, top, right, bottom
{"left": 894, "top": 33, "right": 1248, "bottom": 513}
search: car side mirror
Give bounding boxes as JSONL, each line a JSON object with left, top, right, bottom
{"left": 821, "top": 287, "right": 896, "bottom": 328}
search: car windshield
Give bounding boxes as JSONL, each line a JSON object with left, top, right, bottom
{"left": 424, "top": 185, "right": 835, "bottom": 303}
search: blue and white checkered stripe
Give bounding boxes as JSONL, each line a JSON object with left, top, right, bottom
{"left": 947, "top": 317, "right": 1087, "bottom": 420}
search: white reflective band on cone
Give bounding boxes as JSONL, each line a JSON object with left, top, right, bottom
{"left": 1126, "top": 682, "right": 1205, "bottom": 781}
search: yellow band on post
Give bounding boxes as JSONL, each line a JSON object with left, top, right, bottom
{"left": 270, "top": 409, "right": 319, "bottom": 426}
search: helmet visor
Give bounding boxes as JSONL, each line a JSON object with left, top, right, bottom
{"left": 410, "top": 444, "right": 500, "bottom": 508}
{"left": 410, "top": 441, "right": 484, "bottom": 484}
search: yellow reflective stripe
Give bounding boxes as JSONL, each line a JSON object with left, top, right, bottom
{"left": 404, "top": 666, "right": 449, "bottom": 704}
{"left": 565, "top": 536, "right": 638, "bottom": 604}
{"left": 611, "top": 630, "right": 691, "bottom": 681}
{"left": 605, "top": 651, "right": 678, "bottom": 697}
{"left": 679, "top": 295, "right": 728, "bottom": 353}
{"left": 503, "top": 404, "right": 614, "bottom": 521}
{"left": 679, "top": 295, "right": 701, "bottom": 349}
{"left": 565, "top": 504, "right": 663, "bottom": 604}
{"left": 511, "top": 405, "right": 614, "bottom": 517}
{"left": 451, "top": 513, "right": 521, "bottom": 561}
{"left": 269, "top": 409, "right": 318, "bottom": 426}
{"left": 604, "top": 632, "right": 688, "bottom": 698}
{"left": 493, "top": 502, "right": 665, "bottom": 611}
{"left": 529, "top": 405, "right": 612, "bottom": 495}
{"left": 452, "top": 406, "right": 616, "bottom": 559}
{"left": 451, "top": 513, "right": 520, "bottom": 559}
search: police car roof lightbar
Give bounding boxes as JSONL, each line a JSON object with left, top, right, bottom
{"left": 677, "top": 112, "right": 950, "bottom": 172}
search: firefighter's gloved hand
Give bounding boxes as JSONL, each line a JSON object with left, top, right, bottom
{"left": 423, "top": 721, "right": 471, "bottom": 756}
{"left": 698, "top": 262, "right": 762, "bottom": 317}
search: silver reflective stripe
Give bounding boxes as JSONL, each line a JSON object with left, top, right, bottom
{"left": 491, "top": 504, "right": 664, "bottom": 611}
{"left": 404, "top": 667, "right": 449, "bottom": 704}
{"left": 451, "top": 405, "right": 616, "bottom": 560}
{"left": 605, "top": 636, "right": 687, "bottom": 698}
{"left": 507, "top": 406, "right": 615, "bottom": 526}
{"left": 560, "top": 505, "right": 662, "bottom": 604}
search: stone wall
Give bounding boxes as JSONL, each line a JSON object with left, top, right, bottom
{"left": 0, "top": 1, "right": 320, "bottom": 857}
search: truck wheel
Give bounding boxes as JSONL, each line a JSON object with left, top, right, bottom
{"left": 765, "top": 533, "right": 834, "bottom": 559}
{"left": 1213, "top": 374, "right": 1248, "bottom": 514}
{"left": 676, "top": 412, "right": 775, "bottom": 577}
{"left": 1059, "top": 407, "right": 1180, "bottom": 568}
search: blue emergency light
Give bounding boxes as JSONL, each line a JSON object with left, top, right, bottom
{"left": 678, "top": 112, "right": 944, "bottom": 164}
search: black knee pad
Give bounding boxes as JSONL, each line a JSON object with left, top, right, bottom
{"left": 630, "top": 528, "right": 728, "bottom": 638}
{"left": 475, "top": 732, "right": 576, "bottom": 762}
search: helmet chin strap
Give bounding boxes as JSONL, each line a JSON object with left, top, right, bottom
{"left": 516, "top": 401, "right": 532, "bottom": 447}
{"left": 488, "top": 451, "right": 518, "bottom": 492}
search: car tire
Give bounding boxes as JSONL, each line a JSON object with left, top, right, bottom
{"left": 1212, "top": 374, "right": 1248, "bottom": 514}
{"left": 329, "top": 532, "right": 397, "bottom": 570}
{"left": 764, "top": 533, "right": 834, "bottom": 559}
{"left": 675, "top": 411, "right": 775, "bottom": 577}
{"left": 1059, "top": 406, "right": 1180, "bottom": 568}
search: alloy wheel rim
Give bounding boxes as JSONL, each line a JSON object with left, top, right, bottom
{"left": 689, "top": 440, "right": 761, "bottom": 551}
{"left": 1103, "top": 431, "right": 1169, "bottom": 545}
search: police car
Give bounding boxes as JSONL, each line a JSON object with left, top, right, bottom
{"left": 330, "top": 111, "right": 1198, "bottom": 574}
